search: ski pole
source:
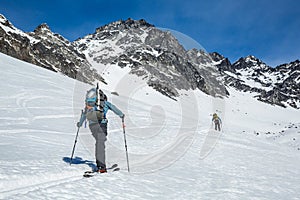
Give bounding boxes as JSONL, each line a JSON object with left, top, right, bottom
{"left": 122, "top": 117, "right": 130, "bottom": 172}
{"left": 70, "top": 110, "right": 83, "bottom": 165}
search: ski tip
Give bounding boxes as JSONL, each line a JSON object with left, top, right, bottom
{"left": 83, "top": 174, "right": 93, "bottom": 178}
{"left": 111, "top": 164, "right": 118, "bottom": 168}
{"left": 113, "top": 168, "right": 120, "bottom": 172}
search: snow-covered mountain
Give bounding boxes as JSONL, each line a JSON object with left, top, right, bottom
{"left": 74, "top": 18, "right": 227, "bottom": 99}
{"left": 211, "top": 53, "right": 300, "bottom": 108}
{"left": 0, "top": 14, "right": 104, "bottom": 84}
{"left": 0, "top": 14, "right": 299, "bottom": 109}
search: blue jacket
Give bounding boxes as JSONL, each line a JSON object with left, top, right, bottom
{"left": 78, "top": 101, "right": 124, "bottom": 126}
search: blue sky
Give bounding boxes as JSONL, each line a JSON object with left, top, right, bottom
{"left": 0, "top": 0, "right": 299, "bottom": 67}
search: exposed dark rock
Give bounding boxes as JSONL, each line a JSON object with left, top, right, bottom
{"left": 74, "top": 18, "right": 228, "bottom": 99}
{"left": 215, "top": 54, "right": 300, "bottom": 109}
{"left": 0, "top": 14, "right": 299, "bottom": 107}
{"left": 0, "top": 14, "right": 104, "bottom": 85}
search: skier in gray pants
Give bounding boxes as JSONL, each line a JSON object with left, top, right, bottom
{"left": 77, "top": 94, "right": 124, "bottom": 173}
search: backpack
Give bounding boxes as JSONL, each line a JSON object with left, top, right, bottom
{"left": 85, "top": 86, "right": 106, "bottom": 122}
{"left": 212, "top": 113, "right": 219, "bottom": 123}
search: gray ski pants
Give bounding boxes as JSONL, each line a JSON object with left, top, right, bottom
{"left": 89, "top": 123, "right": 107, "bottom": 169}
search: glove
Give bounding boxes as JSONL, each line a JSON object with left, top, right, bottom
{"left": 76, "top": 122, "right": 81, "bottom": 128}
{"left": 121, "top": 114, "right": 125, "bottom": 119}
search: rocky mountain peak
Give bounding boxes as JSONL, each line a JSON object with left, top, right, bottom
{"left": 215, "top": 53, "right": 300, "bottom": 108}
{"left": 95, "top": 18, "right": 154, "bottom": 33}
{"left": 74, "top": 18, "right": 228, "bottom": 99}
{"left": 30, "top": 23, "right": 71, "bottom": 46}
{"left": 232, "top": 55, "right": 270, "bottom": 71}
{"left": 209, "top": 52, "right": 225, "bottom": 61}
{"left": 0, "top": 14, "right": 8, "bottom": 23}
{"left": 209, "top": 52, "right": 232, "bottom": 72}
{"left": 0, "top": 14, "right": 7, "bottom": 23}
{"left": 276, "top": 59, "right": 300, "bottom": 71}
{"left": 34, "top": 23, "right": 52, "bottom": 34}
{"left": 0, "top": 14, "right": 15, "bottom": 30}
{"left": 0, "top": 14, "right": 104, "bottom": 85}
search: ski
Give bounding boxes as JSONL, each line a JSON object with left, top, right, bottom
{"left": 83, "top": 164, "right": 120, "bottom": 178}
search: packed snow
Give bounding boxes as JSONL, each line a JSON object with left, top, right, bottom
{"left": 0, "top": 52, "right": 299, "bottom": 199}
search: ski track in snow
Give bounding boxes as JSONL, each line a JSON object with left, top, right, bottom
{"left": 0, "top": 173, "right": 82, "bottom": 199}
{"left": 1, "top": 53, "right": 300, "bottom": 199}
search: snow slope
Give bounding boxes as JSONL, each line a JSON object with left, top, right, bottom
{"left": 0, "top": 52, "right": 300, "bottom": 199}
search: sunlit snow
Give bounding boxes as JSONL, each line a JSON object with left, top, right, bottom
{"left": 0, "top": 53, "right": 299, "bottom": 199}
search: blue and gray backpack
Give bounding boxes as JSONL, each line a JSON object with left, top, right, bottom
{"left": 85, "top": 86, "right": 106, "bottom": 122}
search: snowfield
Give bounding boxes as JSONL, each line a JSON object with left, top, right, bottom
{"left": 0, "top": 52, "right": 299, "bottom": 199}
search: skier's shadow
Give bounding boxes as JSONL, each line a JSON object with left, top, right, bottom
{"left": 62, "top": 157, "right": 97, "bottom": 170}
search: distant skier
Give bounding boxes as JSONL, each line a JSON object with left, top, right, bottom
{"left": 212, "top": 113, "right": 222, "bottom": 131}
{"left": 77, "top": 88, "right": 124, "bottom": 173}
